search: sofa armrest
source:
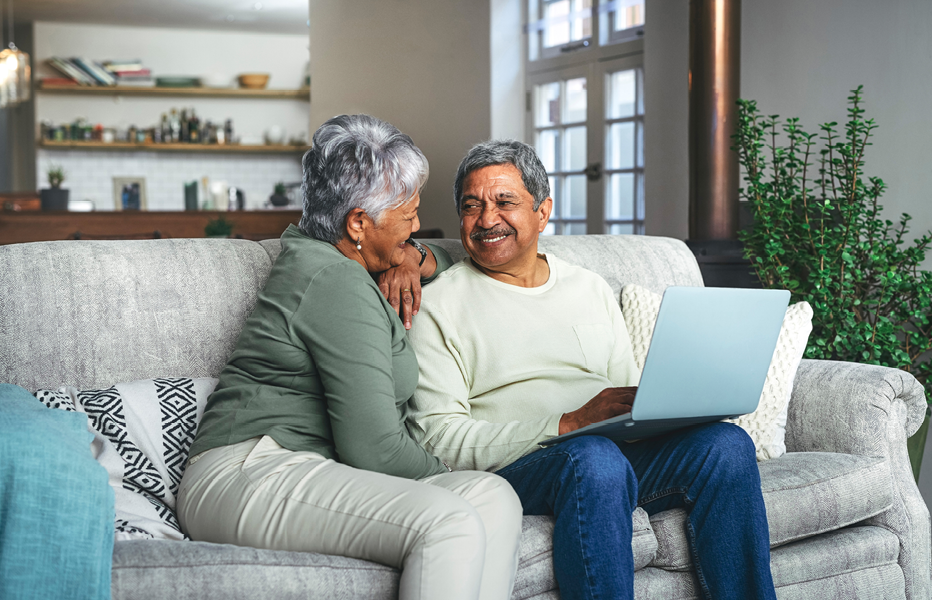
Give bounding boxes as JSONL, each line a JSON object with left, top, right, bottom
{"left": 786, "top": 359, "right": 926, "bottom": 456}
{"left": 786, "top": 359, "right": 931, "bottom": 600}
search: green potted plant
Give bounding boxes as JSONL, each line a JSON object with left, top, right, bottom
{"left": 204, "top": 216, "right": 233, "bottom": 238}
{"left": 269, "top": 181, "right": 290, "bottom": 207}
{"left": 40, "top": 165, "right": 69, "bottom": 211}
{"left": 733, "top": 86, "right": 932, "bottom": 480}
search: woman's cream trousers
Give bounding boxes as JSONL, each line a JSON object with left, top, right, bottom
{"left": 177, "top": 436, "right": 523, "bottom": 600}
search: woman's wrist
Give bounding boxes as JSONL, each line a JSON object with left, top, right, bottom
{"left": 418, "top": 246, "right": 437, "bottom": 279}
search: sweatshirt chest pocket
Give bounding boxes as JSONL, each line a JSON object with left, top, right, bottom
{"left": 573, "top": 323, "right": 614, "bottom": 376}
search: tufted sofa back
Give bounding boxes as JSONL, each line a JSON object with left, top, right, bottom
{"left": 0, "top": 235, "right": 701, "bottom": 392}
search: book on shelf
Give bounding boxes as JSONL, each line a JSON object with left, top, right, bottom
{"left": 103, "top": 60, "right": 144, "bottom": 73}
{"left": 115, "top": 77, "right": 156, "bottom": 87}
{"left": 46, "top": 57, "right": 96, "bottom": 85}
{"left": 110, "top": 68, "right": 152, "bottom": 78}
{"left": 71, "top": 58, "right": 117, "bottom": 86}
{"left": 40, "top": 77, "right": 79, "bottom": 86}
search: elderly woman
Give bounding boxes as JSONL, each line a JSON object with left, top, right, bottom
{"left": 177, "top": 115, "right": 523, "bottom": 600}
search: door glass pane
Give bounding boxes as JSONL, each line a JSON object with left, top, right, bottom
{"left": 535, "top": 82, "right": 561, "bottom": 127}
{"left": 548, "top": 175, "right": 560, "bottom": 220}
{"left": 610, "top": 223, "right": 635, "bottom": 234}
{"left": 564, "top": 78, "right": 587, "bottom": 124}
{"left": 537, "top": 129, "right": 560, "bottom": 172}
{"left": 636, "top": 173, "right": 645, "bottom": 218}
{"left": 636, "top": 68, "right": 644, "bottom": 115}
{"left": 616, "top": 1, "right": 645, "bottom": 30}
{"left": 544, "top": 1, "right": 571, "bottom": 47}
{"left": 636, "top": 122, "right": 644, "bottom": 167}
{"left": 543, "top": 221, "right": 557, "bottom": 235}
{"left": 564, "top": 126, "right": 587, "bottom": 171}
{"left": 571, "top": 0, "right": 593, "bottom": 40}
{"left": 607, "top": 122, "right": 635, "bottom": 170}
{"left": 565, "top": 222, "right": 588, "bottom": 235}
{"left": 608, "top": 69, "right": 637, "bottom": 119}
{"left": 607, "top": 173, "right": 634, "bottom": 219}
{"left": 564, "top": 175, "right": 587, "bottom": 218}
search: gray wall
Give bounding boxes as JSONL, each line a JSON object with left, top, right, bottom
{"left": 643, "top": 0, "right": 932, "bottom": 243}
{"left": 308, "top": 0, "right": 492, "bottom": 238}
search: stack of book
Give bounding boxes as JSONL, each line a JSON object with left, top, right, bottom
{"left": 44, "top": 58, "right": 154, "bottom": 87}
{"left": 103, "top": 61, "right": 154, "bottom": 87}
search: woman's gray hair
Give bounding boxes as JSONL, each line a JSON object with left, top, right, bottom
{"left": 452, "top": 139, "right": 550, "bottom": 213}
{"left": 299, "top": 114, "right": 429, "bottom": 244}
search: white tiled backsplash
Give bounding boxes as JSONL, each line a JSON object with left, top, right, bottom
{"left": 37, "top": 150, "right": 304, "bottom": 211}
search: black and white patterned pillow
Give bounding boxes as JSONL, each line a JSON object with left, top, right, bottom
{"left": 36, "top": 377, "right": 217, "bottom": 541}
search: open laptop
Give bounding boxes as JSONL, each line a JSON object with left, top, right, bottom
{"left": 540, "top": 286, "right": 790, "bottom": 446}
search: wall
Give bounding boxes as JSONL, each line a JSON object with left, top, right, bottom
{"left": 643, "top": 0, "right": 689, "bottom": 239}
{"left": 491, "top": 0, "right": 526, "bottom": 142}
{"left": 32, "top": 22, "right": 309, "bottom": 210}
{"left": 308, "top": 0, "right": 491, "bottom": 238}
{"left": 643, "top": 0, "right": 932, "bottom": 244}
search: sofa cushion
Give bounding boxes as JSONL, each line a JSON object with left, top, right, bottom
{"left": 112, "top": 539, "right": 399, "bottom": 600}
{"left": 36, "top": 377, "right": 217, "bottom": 541}
{"left": 629, "top": 525, "right": 901, "bottom": 600}
{"left": 512, "top": 509, "right": 656, "bottom": 600}
{"left": 770, "top": 524, "right": 900, "bottom": 589}
{"left": 648, "top": 452, "right": 892, "bottom": 570}
{"left": 621, "top": 283, "right": 813, "bottom": 460}
{"left": 0, "top": 239, "right": 272, "bottom": 392}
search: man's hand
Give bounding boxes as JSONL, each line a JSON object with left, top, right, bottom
{"left": 559, "top": 387, "right": 637, "bottom": 435}
{"left": 376, "top": 246, "right": 423, "bottom": 329}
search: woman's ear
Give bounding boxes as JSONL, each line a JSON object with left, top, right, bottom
{"left": 344, "top": 208, "right": 368, "bottom": 242}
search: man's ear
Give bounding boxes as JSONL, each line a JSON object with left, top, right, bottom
{"left": 537, "top": 197, "right": 553, "bottom": 233}
{"left": 344, "top": 208, "right": 369, "bottom": 242}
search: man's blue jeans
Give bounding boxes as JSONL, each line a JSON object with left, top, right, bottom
{"left": 496, "top": 422, "right": 776, "bottom": 600}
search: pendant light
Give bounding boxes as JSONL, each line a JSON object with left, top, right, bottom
{"left": 0, "top": 0, "right": 30, "bottom": 107}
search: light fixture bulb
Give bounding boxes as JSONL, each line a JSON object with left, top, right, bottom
{"left": 6, "top": 53, "right": 17, "bottom": 70}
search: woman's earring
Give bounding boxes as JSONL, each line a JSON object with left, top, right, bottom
{"left": 356, "top": 238, "right": 362, "bottom": 250}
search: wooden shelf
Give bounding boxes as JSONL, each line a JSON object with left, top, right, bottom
{"left": 38, "top": 140, "right": 308, "bottom": 154}
{"left": 36, "top": 82, "right": 310, "bottom": 100}
{"left": 0, "top": 210, "right": 303, "bottom": 245}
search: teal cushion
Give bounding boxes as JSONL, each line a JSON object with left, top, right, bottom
{"left": 0, "top": 384, "right": 114, "bottom": 600}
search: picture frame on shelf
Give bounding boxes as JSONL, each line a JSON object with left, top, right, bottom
{"left": 112, "top": 177, "right": 148, "bottom": 211}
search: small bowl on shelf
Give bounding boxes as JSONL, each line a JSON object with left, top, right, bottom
{"left": 238, "top": 73, "right": 270, "bottom": 89}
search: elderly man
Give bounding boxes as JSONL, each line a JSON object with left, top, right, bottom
{"left": 406, "top": 140, "right": 777, "bottom": 600}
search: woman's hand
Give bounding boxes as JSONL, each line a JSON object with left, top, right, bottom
{"left": 377, "top": 245, "right": 423, "bottom": 329}
{"left": 559, "top": 387, "right": 637, "bottom": 435}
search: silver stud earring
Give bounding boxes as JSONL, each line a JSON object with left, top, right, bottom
{"left": 356, "top": 238, "right": 362, "bottom": 250}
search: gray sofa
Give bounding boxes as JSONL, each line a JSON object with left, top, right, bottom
{"left": 1, "top": 234, "right": 929, "bottom": 599}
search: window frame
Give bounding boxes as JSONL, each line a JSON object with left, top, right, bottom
{"left": 525, "top": 0, "right": 645, "bottom": 235}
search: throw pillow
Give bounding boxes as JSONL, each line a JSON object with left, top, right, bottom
{"left": 35, "top": 377, "right": 217, "bottom": 541}
{"left": 620, "top": 284, "right": 813, "bottom": 460}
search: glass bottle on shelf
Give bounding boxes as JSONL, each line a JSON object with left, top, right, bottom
{"left": 189, "top": 109, "right": 200, "bottom": 143}
{"left": 170, "top": 109, "right": 181, "bottom": 143}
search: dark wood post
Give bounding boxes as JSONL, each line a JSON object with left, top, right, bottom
{"left": 688, "top": 0, "right": 741, "bottom": 241}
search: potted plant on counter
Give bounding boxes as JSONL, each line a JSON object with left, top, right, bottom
{"left": 40, "top": 165, "right": 69, "bottom": 211}
{"left": 204, "top": 216, "right": 233, "bottom": 238}
{"left": 269, "top": 182, "right": 290, "bottom": 207}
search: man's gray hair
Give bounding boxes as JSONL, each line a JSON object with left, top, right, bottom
{"left": 452, "top": 139, "right": 550, "bottom": 213}
{"left": 299, "top": 114, "right": 429, "bottom": 244}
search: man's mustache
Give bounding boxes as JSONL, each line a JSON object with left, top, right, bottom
{"left": 470, "top": 226, "right": 516, "bottom": 241}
